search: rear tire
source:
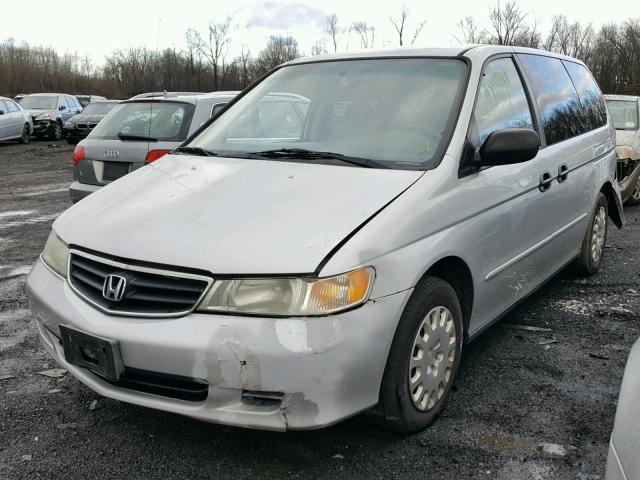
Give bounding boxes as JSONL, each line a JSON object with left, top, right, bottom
{"left": 378, "top": 277, "right": 463, "bottom": 434}
{"left": 575, "top": 192, "right": 608, "bottom": 276}
{"left": 18, "top": 124, "right": 30, "bottom": 144}
{"left": 626, "top": 179, "right": 640, "bottom": 206}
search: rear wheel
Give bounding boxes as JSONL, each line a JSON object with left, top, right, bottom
{"left": 626, "top": 179, "right": 640, "bottom": 206}
{"left": 50, "top": 121, "right": 62, "bottom": 141}
{"left": 378, "top": 277, "right": 463, "bottom": 433}
{"left": 18, "top": 124, "right": 30, "bottom": 144}
{"left": 575, "top": 193, "right": 608, "bottom": 275}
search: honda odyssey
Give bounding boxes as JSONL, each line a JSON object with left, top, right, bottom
{"left": 27, "top": 46, "right": 624, "bottom": 432}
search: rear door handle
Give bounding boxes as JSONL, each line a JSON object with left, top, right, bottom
{"left": 558, "top": 163, "right": 569, "bottom": 183}
{"left": 539, "top": 171, "right": 553, "bottom": 192}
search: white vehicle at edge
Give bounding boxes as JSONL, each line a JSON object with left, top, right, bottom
{"left": 27, "top": 45, "right": 624, "bottom": 432}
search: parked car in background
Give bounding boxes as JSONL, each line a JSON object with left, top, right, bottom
{"left": 605, "top": 339, "right": 640, "bottom": 480}
{"left": 13, "top": 94, "right": 28, "bottom": 103}
{"left": 0, "top": 96, "right": 33, "bottom": 143}
{"left": 129, "top": 91, "right": 204, "bottom": 100}
{"left": 29, "top": 46, "right": 624, "bottom": 432}
{"left": 63, "top": 100, "right": 119, "bottom": 145}
{"left": 604, "top": 94, "right": 640, "bottom": 205}
{"left": 69, "top": 91, "right": 238, "bottom": 202}
{"left": 75, "top": 95, "right": 107, "bottom": 108}
{"left": 19, "top": 93, "right": 83, "bottom": 140}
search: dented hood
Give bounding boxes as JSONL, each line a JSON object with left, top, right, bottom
{"left": 55, "top": 155, "right": 422, "bottom": 274}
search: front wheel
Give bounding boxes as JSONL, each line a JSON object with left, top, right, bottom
{"left": 18, "top": 124, "right": 30, "bottom": 144}
{"left": 626, "top": 179, "right": 640, "bottom": 206}
{"left": 575, "top": 192, "right": 608, "bottom": 275}
{"left": 50, "top": 121, "right": 62, "bottom": 141}
{"left": 378, "top": 277, "right": 463, "bottom": 433}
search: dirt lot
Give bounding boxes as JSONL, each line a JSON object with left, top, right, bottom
{"left": 0, "top": 140, "right": 638, "bottom": 479}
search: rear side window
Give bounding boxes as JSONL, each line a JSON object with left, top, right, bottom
{"left": 90, "top": 101, "right": 195, "bottom": 142}
{"left": 5, "top": 100, "right": 19, "bottom": 112}
{"left": 562, "top": 61, "right": 607, "bottom": 132}
{"left": 211, "top": 103, "right": 227, "bottom": 118}
{"left": 471, "top": 57, "right": 534, "bottom": 145}
{"left": 0, "top": 101, "right": 8, "bottom": 113}
{"left": 518, "top": 54, "right": 582, "bottom": 145}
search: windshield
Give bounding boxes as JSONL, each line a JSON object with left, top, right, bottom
{"left": 606, "top": 100, "right": 639, "bottom": 130}
{"left": 188, "top": 58, "right": 468, "bottom": 169}
{"left": 89, "top": 101, "right": 195, "bottom": 141}
{"left": 20, "top": 95, "right": 57, "bottom": 110}
{"left": 76, "top": 96, "right": 91, "bottom": 108}
{"left": 81, "top": 102, "right": 117, "bottom": 115}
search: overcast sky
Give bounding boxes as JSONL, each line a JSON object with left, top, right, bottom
{"left": 2, "top": 0, "right": 639, "bottom": 64}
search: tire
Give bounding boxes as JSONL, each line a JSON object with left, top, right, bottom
{"left": 18, "top": 124, "right": 30, "bottom": 144}
{"left": 66, "top": 137, "right": 79, "bottom": 145}
{"left": 626, "top": 179, "right": 640, "bottom": 206}
{"left": 575, "top": 192, "right": 608, "bottom": 275}
{"left": 50, "top": 121, "right": 62, "bottom": 141}
{"left": 378, "top": 277, "right": 464, "bottom": 434}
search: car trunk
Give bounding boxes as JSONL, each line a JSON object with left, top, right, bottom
{"left": 76, "top": 138, "right": 179, "bottom": 186}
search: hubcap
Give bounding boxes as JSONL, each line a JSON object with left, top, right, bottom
{"left": 591, "top": 206, "right": 606, "bottom": 263}
{"left": 633, "top": 181, "right": 640, "bottom": 201}
{"left": 408, "top": 306, "right": 457, "bottom": 412}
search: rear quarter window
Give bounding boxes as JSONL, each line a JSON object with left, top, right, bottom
{"left": 518, "top": 54, "right": 583, "bottom": 145}
{"left": 562, "top": 61, "right": 607, "bottom": 132}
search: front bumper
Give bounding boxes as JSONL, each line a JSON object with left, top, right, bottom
{"left": 32, "top": 119, "right": 54, "bottom": 135}
{"left": 62, "top": 126, "right": 89, "bottom": 140}
{"left": 26, "top": 259, "right": 409, "bottom": 431}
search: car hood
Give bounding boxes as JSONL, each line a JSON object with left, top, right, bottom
{"left": 68, "top": 113, "right": 106, "bottom": 123}
{"left": 54, "top": 155, "right": 423, "bottom": 274}
{"left": 24, "top": 109, "right": 56, "bottom": 118}
{"left": 615, "top": 129, "right": 639, "bottom": 147}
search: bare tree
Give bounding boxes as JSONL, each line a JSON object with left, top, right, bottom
{"left": 389, "top": 5, "right": 426, "bottom": 46}
{"left": 194, "top": 16, "right": 234, "bottom": 90}
{"left": 311, "top": 40, "right": 328, "bottom": 56}
{"left": 487, "top": 1, "right": 528, "bottom": 45}
{"left": 253, "top": 36, "right": 301, "bottom": 76}
{"left": 326, "top": 14, "right": 340, "bottom": 52}
{"left": 455, "top": 17, "right": 486, "bottom": 44}
{"left": 351, "top": 21, "right": 376, "bottom": 49}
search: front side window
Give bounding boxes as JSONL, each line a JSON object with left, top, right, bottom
{"left": 188, "top": 59, "right": 468, "bottom": 169}
{"left": 19, "top": 95, "right": 58, "bottom": 110}
{"left": 89, "top": 101, "right": 195, "bottom": 141}
{"left": 518, "top": 54, "right": 583, "bottom": 145}
{"left": 606, "top": 100, "right": 639, "bottom": 131}
{"left": 5, "top": 100, "right": 19, "bottom": 113}
{"left": 471, "top": 57, "right": 534, "bottom": 146}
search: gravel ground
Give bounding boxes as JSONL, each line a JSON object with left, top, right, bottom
{"left": 0, "top": 140, "right": 638, "bottom": 479}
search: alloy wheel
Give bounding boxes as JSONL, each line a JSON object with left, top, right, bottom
{"left": 632, "top": 181, "right": 640, "bottom": 201}
{"left": 408, "top": 306, "right": 457, "bottom": 412}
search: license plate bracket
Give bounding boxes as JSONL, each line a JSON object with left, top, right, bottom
{"left": 102, "top": 162, "right": 129, "bottom": 182}
{"left": 59, "top": 325, "right": 124, "bottom": 382}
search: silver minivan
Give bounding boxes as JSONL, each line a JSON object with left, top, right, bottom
{"left": 27, "top": 46, "right": 624, "bottom": 433}
{"left": 69, "top": 92, "right": 238, "bottom": 202}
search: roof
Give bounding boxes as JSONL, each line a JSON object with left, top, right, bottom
{"left": 198, "top": 91, "right": 241, "bottom": 100}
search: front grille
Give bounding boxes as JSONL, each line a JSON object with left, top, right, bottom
{"left": 68, "top": 251, "right": 212, "bottom": 317}
{"left": 76, "top": 123, "right": 89, "bottom": 130}
{"left": 106, "top": 367, "right": 208, "bottom": 402}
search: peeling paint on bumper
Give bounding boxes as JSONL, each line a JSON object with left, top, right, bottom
{"left": 26, "top": 259, "right": 411, "bottom": 431}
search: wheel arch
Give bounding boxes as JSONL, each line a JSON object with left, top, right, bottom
{"left": 600, "top": 181, "right": 625, "bottom": 229}
{"left": 421, "top": 256, "right": 474, "bottom": 342}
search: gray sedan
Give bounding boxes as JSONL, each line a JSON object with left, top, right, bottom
{"left": 0, "top": 96, "right": 33, "bottom": 143}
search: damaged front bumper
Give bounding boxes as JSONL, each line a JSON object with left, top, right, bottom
{"left": 26, "top": 259, "right": 410, "bottom": 431}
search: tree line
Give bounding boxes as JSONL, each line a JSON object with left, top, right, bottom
{"left": 0, "top": 2, "right": 639, "bottom": 99}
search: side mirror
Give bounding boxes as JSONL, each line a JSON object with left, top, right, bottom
{"left": 478, "top": 128, "right": 540, "bottom": 166}
{"left": 59, "top": 105, "right": 66, "bottom": 111}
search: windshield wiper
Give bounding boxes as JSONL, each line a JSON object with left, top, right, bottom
{"left": 117, "top": 133, "right": 158, "bottom": 142}
{"left": 173, "top": 146, "right": 218, "bottom": 157}
{"left": 246, "top": 148, "right": 389, "bottom": 169}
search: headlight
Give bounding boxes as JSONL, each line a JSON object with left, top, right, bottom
{"left": 36, "top": 113, "right": 52, "bottom": 121}
{"left": 634, "top": 145, "right": 640, "bottom": 154}
{"left": 41, "top": 231, "right": 69, "bottom": 278}
{"left": 64, "top": 122, "right": 74, "bottom": 128}
{"left": 197, "top": 267, "right": 374, "bottom": 316}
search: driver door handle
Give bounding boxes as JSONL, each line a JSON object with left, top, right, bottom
{"left": 558, "top": 163, "right": 569, "bottom": 183}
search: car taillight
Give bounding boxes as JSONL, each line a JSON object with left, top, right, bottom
{"left": 145, "top": 149, "right": 171, "bottom": 163}
{"left": 72, "top": 146, "right": 85, "bottom": 166}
